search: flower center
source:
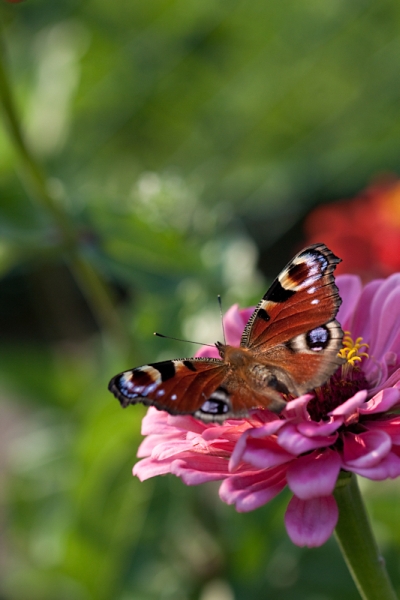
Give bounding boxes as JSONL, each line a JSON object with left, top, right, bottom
{"left": 307, "top": 332, "right": 369, "bottom": 422}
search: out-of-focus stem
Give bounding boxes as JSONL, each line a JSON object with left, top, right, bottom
{"left": 0, "top": 34, "right": 127, "bottom": 347}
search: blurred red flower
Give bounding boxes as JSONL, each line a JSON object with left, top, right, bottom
{"left": 305, "top": 178, "right": 400, "bottom": 281}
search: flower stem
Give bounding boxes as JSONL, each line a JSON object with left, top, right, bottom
{"left": 334, "top": 472, "right": 398, "bottom": 600}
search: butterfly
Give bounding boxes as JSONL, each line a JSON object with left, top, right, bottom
{"left": 108, "top": 243, "right": 344, "bottom": 422}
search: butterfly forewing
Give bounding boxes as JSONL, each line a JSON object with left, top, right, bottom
{"left": 109, "top": 357, "right": 231, "bottom": 419}
{"left": 241, "top": 244, "right": 341, "bottom": 350}
{"left": 240, "top": 243, "right": 344, "bottom": 394}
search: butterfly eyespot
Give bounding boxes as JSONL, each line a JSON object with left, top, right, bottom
{"left": 287, "top": 261, "right": 310, "bottom": 285}
{"left": 199, "top": 399, "right": 230, "bottom": 415}
{"left": 306, "top": 325, "right": 330, "bottom": 351}
{"left": 199, "top": 388, "right": 231, "bottom": 415}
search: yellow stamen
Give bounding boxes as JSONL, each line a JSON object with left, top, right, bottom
{"left": 338, "top": 332, "right": 369, "bottom": 367}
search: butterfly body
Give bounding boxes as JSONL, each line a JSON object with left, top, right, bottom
{"left": 109, "top": 243, "right": 344, "bottom": 422}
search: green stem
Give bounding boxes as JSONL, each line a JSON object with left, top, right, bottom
{"left": 0, "top": 38, "right": 76, "bottom": 246}
{"left": 0, "top": 26, "right": 128, "bottom": 347}
{"left": 334, "top": 472, "right": 397, "bottom": 600}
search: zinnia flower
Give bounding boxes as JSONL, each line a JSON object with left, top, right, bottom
{"left": 304, "top": 178, "right": 400, "bottom": 281}
{"left": 133, "top": 274, "right": 400, "bottom": 547}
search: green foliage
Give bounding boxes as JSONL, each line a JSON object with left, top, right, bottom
{"left": 1, "top": 1, "right": 400, "bottom": 599}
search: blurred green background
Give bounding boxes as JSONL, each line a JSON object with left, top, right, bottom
{"left": 1, "top": 1, "right": 400, "bottom": 599}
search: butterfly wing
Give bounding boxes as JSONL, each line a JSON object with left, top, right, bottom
{"left": 109, "top": 243, "right": 344, "bottom": 421}
{"left": 240, "top": 243, "right": 344, "bottom": 396}
{"left": 109, "top": 357, "right": 235, "bottom": 421}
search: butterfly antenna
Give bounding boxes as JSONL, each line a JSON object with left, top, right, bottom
{"left": 218, "top": 295, "right": 226, "bottom": 345}
{"left": 154, "top": 332, "right": 215, "bottom": 348}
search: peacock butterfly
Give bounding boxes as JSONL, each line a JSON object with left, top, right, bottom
{"left": 108, "top": 243, "right": 344, "bottom": 422}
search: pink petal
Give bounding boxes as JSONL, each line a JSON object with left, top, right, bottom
{"left": 350, "top": 279, "right": 383, "bottom": 342}
{"left": 278, "top": 423, "right": 338, "bottom": 455}
{"left": 336, "top": 275, "right": 362, "bottom": 329}
{"left": 229, "top": 421, "right": 285, "bottom": 471}
{"left": 224, "top": 304, "right": 251, "bottom": 345}
{"left": 328, "top": 390, "right": 368, "bottom": 417}
{"left": 369, "top": 275, "right": 400, "bottom": 359}
{"left": 283, "top": 394, "right": 314, "bottom": 421}
{"left": 242, "top": 420, "right": 285, "bottom": 437}
{"left": 137, "top": 432, "right": 187, "bottom": 458}
{"left": 195, "top": 345, "right": 220, "bottom": 359}
{"left": 207, "top": 440, "right": 237, "bottom": 455}
{"left": 230, "top": 429, "right": 293, "bottom": 471}
{"left": 363, "top": 416, "right": 400, "bottom": 444}
{"left": 219, "top": 466, "right": 287, "bottom": 511}
{"left": 370, "top": 367, "right": 400, "bottom": 393}
{"left": 345, "top": 450, "right": 400, "bottom": 480}
{"left": 359, "top": 388, "right": 400, "bottom": 415}
{"left": 141, "top": 407, "right": 170, "bottom": 435}
{"left": 151, "top": 439, "right": 206, "bottom": 461}
{"left": 286, "top": 449, "right": 342, "bottom": 500}
{"left": 239, "top": 306, "right": 255, "bottom": 325}
{"left": 380, "top": 346, "right": 400, "bottom": 377}
{"left": 342, "top": 430, "right": 392, "bottom": 468}
{"left": 297, "top": 417, "right": 342, "bottom": 437}
{"left": 201, "top": 422, "right": 251, "bottom": 442}
{"left": 167, "top": 414, "right": 208, "bottom": 433}
{"left": 133, "top": 457, "right": 175, "bottom": 480}
{"left": 171, "top": 455, "right": 230, "bottom": 484}
{"left": 284, "top": 495, "right": 338, "bottom": 547}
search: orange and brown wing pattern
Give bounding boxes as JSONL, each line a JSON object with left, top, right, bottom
{"left": 108, "top": 357, "right": 230, "bottom": 420}
{"left": 240, "top": 243, "right": 344, "bottom": 395}
{"left": 241, "top": 243, "right": 342, "bottom": 352}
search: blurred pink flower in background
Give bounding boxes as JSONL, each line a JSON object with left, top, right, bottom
{"left": 305, "top": 178, "right": 400, "bottom": 281}
{"left": 133, "top": 274, "right": 400, "bottom": 547}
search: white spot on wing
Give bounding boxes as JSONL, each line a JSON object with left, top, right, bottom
{"left": 142, "top": 383, "right": 158, "bottom": 395}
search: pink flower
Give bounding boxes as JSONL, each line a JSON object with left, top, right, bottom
{"left": 133, "top": 275, "right": 400, "bottom": 548}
